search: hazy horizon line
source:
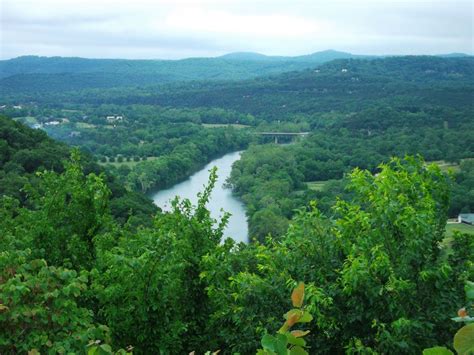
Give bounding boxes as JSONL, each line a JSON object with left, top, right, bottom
{"left": 2, "top": 49, "right": 472, "bottom": 61}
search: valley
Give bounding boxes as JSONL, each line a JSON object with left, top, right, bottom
{"left": 1, "top": 52, "right": 473, "bottom": 353}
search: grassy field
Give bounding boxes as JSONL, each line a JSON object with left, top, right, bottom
{"left": 202, "top": 123, "right": 250, "bottom": 129}
{"left": 429, "top": 160, "right": 461, "bottom": 173}
{"left": 306, "top": 181, "right": 327, "bottom": 191}
{"left": 446, "top": 223, "right": 474, "bottom": 237}
{"left": 440, "top": 223, "right": 474, "bottom": 255}
{"left": 76, "top": 122, "right": 96, "bottom": 129}
{"left": 429, "top": 158, "right": 474, "bottom": 173}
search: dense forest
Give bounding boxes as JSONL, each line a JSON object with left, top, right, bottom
{"left": 1, "top": 135, "right": 472, "bottom": 353}
{"left": 0, "top": 50, "right": 367, "bottom": 93}
{"left": 228, "top": 117, "right": 474, "bottom": 240}
{"left": 4, "top": 55, "right": 472, "bottom": 238}
{"left": 0, "top": 116, "right": 157, "bottom": 227}
{"left": 1, "top": 54, "right": 473, "bottom": 353}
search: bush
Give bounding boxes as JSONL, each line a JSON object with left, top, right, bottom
{"left": 0, "top": 250, "right": 110, "bottom": 353}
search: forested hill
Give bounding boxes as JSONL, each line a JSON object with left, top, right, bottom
{"left": 129, "top": 56, "right": 474, "bottom": 118}
{"left": 1, "top": 52, "right": 470, "bottom": 95}
{"left": 0, "top": 50, "right": 361, "bottom": 78}
{"left": 0, "top": 116, "right": 157, "bottom": 225}
{"left": 0, "top": 50, "right": 366, "bottom": 93}
{"left": 1, "top": 51, "right": 474, "bottom": 353}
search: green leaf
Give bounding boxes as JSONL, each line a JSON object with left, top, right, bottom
{"left": 465, "top": 281, "right": 474, "bottom": 301}
{"left": 451, "top": 316, "right": 474, "bottom": 323}
{"left": 261, "top": 334, "right": 287, "bottom": 355}
{"left": 289, "top": 346, "right": 308, "bottom": 355}
{"left": 286, "top": 333, "right": 306, "bottom": 347}
{"left": 88, "top": 344, "right": 113, "bottom": 355}
{"left": 261, "top": 334, "right": 276, "bottom": 351}
{"left": 100, "top": 344, "right": 112, "bottom": 353}
{"left": 274, "top": 334, "right": 289, "bottom": 355}
{"left": 298, "top": 311, "right": 313, "bottom": 323}
{"left": 422, "top": 346, "right": 454, "bottom": 355}
{"left": 454, "top": 323, "right": 474, "bottom": 355}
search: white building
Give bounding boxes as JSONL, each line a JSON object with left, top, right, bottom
{"left": 458, "top": 214, "right": 474, "bottom": 225}
{"left": 106, "top": 115, "right": 124, "bottom": 123}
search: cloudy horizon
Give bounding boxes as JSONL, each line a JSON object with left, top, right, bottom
{"left": 1, "top": 0, "right": 472, "bottom": 60}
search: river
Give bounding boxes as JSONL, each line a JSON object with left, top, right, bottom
{"left": 151, "top": 151, "right": 248, "bottom": 243}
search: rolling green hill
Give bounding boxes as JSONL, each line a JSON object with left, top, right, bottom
{"left": 98, "top": 56, "right": 474, "bottom": 121}
{"left": 1, "top": 53, "right": 471, "bottom": 99}
{"left": 0, "top": 50, "right": 368, "bottom": 94}
{"left": 0, "top": 50, "right": 361, "bottom": 77}
{"left": 0, "top": 115, "right": 157, "bottom": 225}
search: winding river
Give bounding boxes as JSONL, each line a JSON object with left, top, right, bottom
{"left": 151, "top": 151, "right": 248, "bottom": 243}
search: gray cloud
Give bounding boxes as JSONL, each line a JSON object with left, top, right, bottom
{"left": 1, "top": 0, "right": 472, "bottom": 59}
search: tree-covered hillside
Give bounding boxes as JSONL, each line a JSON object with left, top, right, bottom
{"left": 0, "top": 51, "right": 370, "bottom": 94}
{"left": 0, "top": 116, "right": 157, "bottom": 226}
{"left": 136, "top": 56, "right": 474, "bottom": 120}
{"left": 0, "top": 52, "right": 473, "bottom": 354}
{"left": 1, "top": 147, "right": 472, "bottom": 353}
{"left": 2, "top": 56, "right": 473, "bottom": 238}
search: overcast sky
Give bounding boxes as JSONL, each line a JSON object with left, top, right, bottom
{"left": 0, "top": 0, "right": 472, "bottom": 60}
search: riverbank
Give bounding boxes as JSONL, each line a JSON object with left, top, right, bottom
{"left": 151, "top": 151, "right": 248, "bottom": 243}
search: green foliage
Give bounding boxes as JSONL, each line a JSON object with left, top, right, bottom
{"left": 204, "top": 156, "right": 473, "bottom": 354}
{"left": 424, "top": 280, "right": 474, "bottom": 355}
{"left": 452, "top": 281, "right": 474, "bottom": 323}
{"left": 0, "top": 250, "right": 110, "bottom": 353}
{"left": 91, "top": 167, "right": 230, "bottom": 353}
{"left": 453, "top": 323, "right": 474, "bottom": 354}
{"left": 0, "top": 115, "right": 158, "bottom": 227}
{"left": 1, "top": 152, "right": 472, "bottom": 353}
{"left": 423, "top": 347, "right": 455, "bottom": 355}
{"left": 2, "top": 55, "right": 473, "bottom": 354}
{"left": 0, "top": 51, "right": 358, "bottom": 94}
{"left": 21, "top": 150, "right": 111, "bottom": 269}
{"left": 228, "top": 144, "right": 305, "bottom": 240}
{"left": 258, "top": 283, "right": 313, "bottom": 355}
{"left": 118, "top": 126, "right": 249, "bottom": 193}
{"left": 87, "top": 343, "right": 132, "bottom": 355}
{"left": 449, "top": 160, "right": 474, "bottom": 217}
{"left": 229, "top": 116, "right": 473, "bottom": 239}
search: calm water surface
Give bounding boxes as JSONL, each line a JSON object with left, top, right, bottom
{"left": 151, "top": 151, "right": 248, "bottom": 243}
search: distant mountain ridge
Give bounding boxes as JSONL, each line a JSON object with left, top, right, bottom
{"left": 0, "top": 50, "right": 471, "bottom": 95}
{"left": 0, "top": 50, "right": 366, "bottom": 80}
{"left": 219, "top": 49, "right": 373, "bottom": 62}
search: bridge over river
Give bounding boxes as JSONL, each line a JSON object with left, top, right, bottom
{"left": 255, "top": 131, "right": 310, "bottom": 144}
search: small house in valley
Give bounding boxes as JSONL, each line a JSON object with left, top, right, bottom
{"left": 106, "top": 115, "right": 124, "bottom": 123}
{"left": 458, "top": 213, "right": 474, "bottom": 225}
